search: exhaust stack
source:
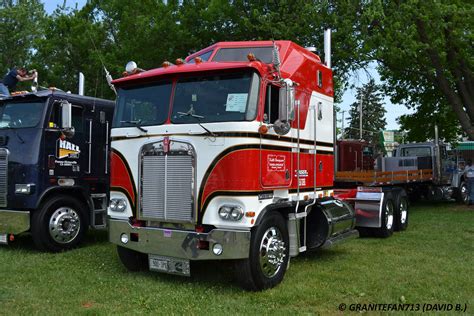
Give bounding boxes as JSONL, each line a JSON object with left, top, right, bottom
{"left": 78, "top": 72, "right": 85, "bottom": 96}
{"left": 324, "top": 29, "right": 331, "bottom": 68}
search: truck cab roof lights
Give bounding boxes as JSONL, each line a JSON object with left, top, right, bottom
{"left": 175, "top": 58, "right": 185, "bottom": 65}
{"left": 162, "top": 61, "right": 173, "bottom": 68}
{"left": 194, "top": 57, "right": 203, "bottom": 64}
{"left": 124, "top": 61, "right": 145, "bottom": 76}
{"left": 247, "top": 53, "right": 257, "bottom": 62}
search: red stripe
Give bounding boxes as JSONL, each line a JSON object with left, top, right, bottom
{"left": 111, "top": 151, "right": 135, "bottom": 205}
{"left": 201, "top": 149, "right": 334, "bottom": 207}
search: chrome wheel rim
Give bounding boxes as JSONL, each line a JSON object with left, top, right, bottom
{"left": 399, "top": 198, "right": 408, "bottom": 224}
{"left": 461, "top": 184, "right": 469, "bottom": 204}
{"left": 385, "top": 201, "right": 394, "bottom": 230}
{"left": 259, "top": 227, "right": 286, "bottom": 278}
{"left": 49, "top": 207, "right": 81, "bottom": 244}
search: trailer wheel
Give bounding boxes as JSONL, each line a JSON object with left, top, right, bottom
{"left": 394, "top": 190, "right": 409, "bottom": 231}
{"left": 117, "top": 246, "right": 148, "bottom": 271}
{"left": 31, "top": 195, "right": 87, "bottom": 252}
{"left": 373, "top": 193, "right": 395, "bottom": 238}
{"left": 235, "top": 212, "right": 289, "bottom": 291}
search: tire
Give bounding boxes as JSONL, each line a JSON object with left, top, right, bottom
{"left": 373, "top": 192, "right": 395, "bottom": 238}
{"left": 235, "top": 212, "right": 289, "bottom": 291}
{"left": 117, "top": 246, "right": 148, "bottom": 271}
{"left": 394, "top": 189, "right": 409, "bottom": 231}
{"left": 31, "top": 195, "right": 88, "bottom": 252}
{"left": 456, "top": 181, "right": 469, "bottom": 205}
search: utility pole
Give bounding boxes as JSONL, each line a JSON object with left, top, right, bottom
{"left": 359, "top": 94, "right": 363, "bottom": 140}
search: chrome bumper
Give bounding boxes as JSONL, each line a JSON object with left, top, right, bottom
{"left": 108, "top": 218, "right": 251, "bottom": 260}
{"left": 0, "top": 210, "right": 30, "bottom": 234}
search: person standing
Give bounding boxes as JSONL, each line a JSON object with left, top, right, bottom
{"left": 0, "top": 67, "right": 37, "bottom": 96}
{"left": 464, "top": 159, "right": 474, "bottom": 205}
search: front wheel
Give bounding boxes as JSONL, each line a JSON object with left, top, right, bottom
{"left": 456, "top": 181, "right": 469, "bottom": 205}
{"left": 117, "top": 246, "right": 148, "bottom": 271}
{"left": 31, "top": 195, "right": 87, "bottom": 252}
{"left": 235, "top": 212, "right": 289, "bottom": 291}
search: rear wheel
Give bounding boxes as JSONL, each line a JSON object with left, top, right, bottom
{"left": 235, "top": 212, "right": 289, "bottom": 291}
{"left": 117, "top": 246, "right": 148, "bottom": 271}
{"left": 31, "top": 195, "right": 87, "bottom": 252}
{"left": 394, "top": 190, "right": 409, "bottom": 231}
{"left": 456, "top": 181, "right": 469, "bottom": 205}
{"left": 373, "top": 192, "right": 395, "bottom": 238}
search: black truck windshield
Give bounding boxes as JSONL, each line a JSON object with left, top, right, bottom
{"left": 171, "top": 72, "right": 259, "bottom": 123}
{"left": 114, "top": 81, "right": 172, "bottom": 128}
{"left": 0, "top": 101, "right": 44, "bottom": 129}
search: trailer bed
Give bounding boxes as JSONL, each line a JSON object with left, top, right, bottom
{"left": 335, "top": 169, "right": 434, "bottom": 186}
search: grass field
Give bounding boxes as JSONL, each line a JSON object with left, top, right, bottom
{"left": 0, "top": 202, "right": 473, "bottom": 315}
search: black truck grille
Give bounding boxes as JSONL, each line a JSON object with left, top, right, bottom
{"left": 0, "top": 148, "right": 8, "bottom": 207}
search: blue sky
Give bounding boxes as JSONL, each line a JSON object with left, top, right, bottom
{"left": 42, "top": 0, "right": 412, "bottom": 130}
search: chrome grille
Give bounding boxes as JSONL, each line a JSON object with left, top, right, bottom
{"left": 0, "top": 149, "right": 8, "bottom": 207}
{"left": 140, "top": 141, "right": 195, "bottom": 222}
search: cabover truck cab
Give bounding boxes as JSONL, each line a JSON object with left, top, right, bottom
{"left": 0, "top": 90, "right": 114, "bottom": 251}
{"left": 108, "top": 40, "right": 362, "bottom": 291}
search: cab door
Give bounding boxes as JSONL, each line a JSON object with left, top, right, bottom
{"left": 44, "top": 101, "right": 85, "bottom": 178}
{"left": 260, "top": 84, "right": 293, "bottom": 188}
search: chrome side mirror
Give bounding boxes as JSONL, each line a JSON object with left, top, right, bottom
{"left": 61, "top": 101, "right": 75, "bottom": 138}
{"left": 273, "top": 80, "right": 295, "bottom": 135}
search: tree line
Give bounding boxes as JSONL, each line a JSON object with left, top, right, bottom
{"left": 1, "top": 0, "right": 472, "bottom": 142}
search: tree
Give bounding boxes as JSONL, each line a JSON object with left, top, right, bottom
{"left": 0, "top": 0, "right": 45, "bottom": 73}
{"left": 362, "top": 0, "right": 474, "bottom": 140}
{"left": 344, "top": 79, "right": 387, "bottom": 142}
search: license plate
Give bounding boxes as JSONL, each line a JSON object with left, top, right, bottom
{"left": 0, "top": 234, "right": 7, "bottom": 245}
{"left": 149, "top": 255, "right": 190, "bottom": 276}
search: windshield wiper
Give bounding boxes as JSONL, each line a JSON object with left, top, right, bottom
{"left": 177, "top": 111, "right": 217, "bottom": 138}
{"left": 120, "top": 120, "right": 148, "bottom": 133}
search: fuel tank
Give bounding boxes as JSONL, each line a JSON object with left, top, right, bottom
{"left": 305, "top": 198, "right": 356, "bottom": 250}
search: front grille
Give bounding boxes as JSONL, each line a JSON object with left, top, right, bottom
{"left": 0, "top": 149, "right": 8, "bottom": 207}
{"left": 140, "top": 141, "right": 195, "bottom": 222}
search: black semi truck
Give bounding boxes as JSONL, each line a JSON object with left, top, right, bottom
{"left": 0, "top": 90, "right": 114, "bottom": 251}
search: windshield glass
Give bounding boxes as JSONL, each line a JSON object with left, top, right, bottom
{"left": 401, "top": 147, "right": 432, "bottom": 157}
{"left": 113, "top": 81, "right": 172, "bottom": 128}
{"left": 0, "top": 101, "right": 44, "bottom": 129}
{"left": 171, "top": 71, "right": 259, "bottom": 123}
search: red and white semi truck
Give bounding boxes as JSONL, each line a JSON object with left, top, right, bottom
{"left": 107, "top": 34, "right": 408, "bottom": 290}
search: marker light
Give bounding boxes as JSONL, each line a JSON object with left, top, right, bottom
{"left": 162, "top": 61, "right": 172, "bottom": 68}
{"left": 258, "top": 125, "right": 268, "bottom": 134}
{"left": 212, "top": 243, "right": 223, "bottom": 256}
{"left": 120, "top": 233, "right": 129, "bottom": 244}
{"left": 194, "top": 57, "right": 202, "bottom": 64}
{"left": 247, "top": 53, "right": 257, "bottom": 61}
{"left": 175, "top": 58, "right": 185, "bottom": 65}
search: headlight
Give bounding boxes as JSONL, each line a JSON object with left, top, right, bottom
{"left": 110, "top": 198, "right": 127, "bottom": 212}
{"left": 230, "top": 206, "right": 244, "bottom": 220}
{"left": 219, "top": 205, "right": 244, "bottom": 221}
{"left": 15, "top": 184, "right": 35, "bottom": 195}
{"left": 218, "top": 206, "right": 232, "bottom": 220}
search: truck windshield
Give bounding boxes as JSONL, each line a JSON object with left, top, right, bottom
{"left": 0, "top": 101, "right": 44, "bottom": 129}
{"left": 171, "top": 71, "right": 259, "bottom": 123}
{"left": 114, "top": 81, "right": 172, "bottom": 128}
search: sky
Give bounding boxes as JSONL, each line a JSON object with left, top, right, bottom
{"left": 42, "top": 0, "right": 413, "bottom": 130}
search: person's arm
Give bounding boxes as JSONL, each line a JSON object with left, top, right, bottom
{"left": 16, "top": 71, "right": 37, "bottom": 82}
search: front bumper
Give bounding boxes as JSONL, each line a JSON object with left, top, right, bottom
{"left": 0, "top": 210, "right": 30, "bottom": 234}
{"left": 109, "top": 218, "right": 251, "bottom": 260}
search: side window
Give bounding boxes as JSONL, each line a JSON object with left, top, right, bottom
{"left": 317, "top": 70, "right": 323, "bottom": 88}
{"left": 49, "top": 103, "right": 83, "bottom": 132}
{"left": 264, "top": 85, "right": 280, "bottom": 124}
{"left": 72, "top": 106, "right": 83, "bottom": 133}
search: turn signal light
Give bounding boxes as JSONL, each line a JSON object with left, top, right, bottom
{"left": 258, "top": 125, "right": 268, "bottom": 134}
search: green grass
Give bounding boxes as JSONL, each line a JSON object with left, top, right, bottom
{"left": 1, "top": 202, "right": 473, "bottom": 315}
